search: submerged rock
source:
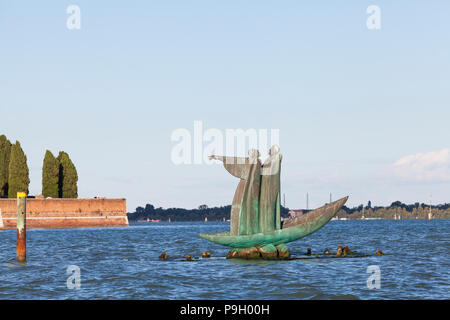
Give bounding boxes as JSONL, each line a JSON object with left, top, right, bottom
{"left": 276, "top": 244, "right": 290, "bottom": 260}
{"left": 258, "top": 244, "right": 278, "bottom": 259}
{"left": 226, "top": 247, "right": 260, "bottom": 259}
{"left": 226, "top": 244, "right": 291, "bottom": 260}
{"left": 343, "top": 246, "right": 354, "bottom": 255}
{"left": 159, "top": 252, "right": 169, "bottom": 260}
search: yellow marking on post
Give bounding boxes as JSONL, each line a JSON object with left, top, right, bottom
{"left": 17, "top": 192, "right": 27, "bottom": 198}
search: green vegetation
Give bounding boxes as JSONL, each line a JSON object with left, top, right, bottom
{"left": 127, "top": 204, "right": 290, "bottom": 222}
{"left": 0, "top": 135, "right": 12, "bottom": 197}
{"left": 127, "top": 201, "right": 450, "bottom": 222}
{"left": 0, "top": 134, "right": 79, "bottom": 198}
{"left": 336, "top": 201, "right": 450, "bottom": 220}
{"left": 8, "top": 141, "right": 30, "bottom": 197}
{"left": 57, "top": 151, "right": 78, "bottom": 198}
{"left": 42, "top": 150, "right": 60, "bottom": 198}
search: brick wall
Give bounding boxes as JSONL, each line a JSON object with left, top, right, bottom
{"left": 0, "top": 198, "right": 128, "bottom": 229}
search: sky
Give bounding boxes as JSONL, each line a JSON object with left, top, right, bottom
{"left": 0, "top": 1, "right": 449, "bottom": 212}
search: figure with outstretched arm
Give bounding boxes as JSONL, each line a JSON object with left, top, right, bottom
{"left": 209, "top": 150, "right": 261, "bottom": 235}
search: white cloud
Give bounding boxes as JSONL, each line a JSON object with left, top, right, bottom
{"left": 393, "top": 149, "right": 450, "bottom": 182}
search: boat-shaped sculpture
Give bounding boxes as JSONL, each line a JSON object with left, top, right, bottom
{"left": 199, "top": 145, "right": 349, "bottom": 259}
{"left": 199, "top": 196, "right": 348, "bottom": 248}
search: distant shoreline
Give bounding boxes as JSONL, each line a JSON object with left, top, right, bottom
{"left": 128, "top": 201, "right": 450, "bottom": 222}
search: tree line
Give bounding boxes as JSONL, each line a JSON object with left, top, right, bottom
{"left": 127, "top": 204, "right": 291, "bottom": 222}
{"left": 341, "top": 200, "right": 450, "bottom": 214}
{"left": 127, "top": 200, "right": 450, "bottom": 222}
{"left": 0, "top": 134, "right": 78, "bottom": 198}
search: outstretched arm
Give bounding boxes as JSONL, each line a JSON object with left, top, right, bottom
{"left": 209, "top": 155, "right": 225, "bottom": 162}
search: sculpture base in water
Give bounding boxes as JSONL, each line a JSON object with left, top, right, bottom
{"left": 226, "top": 244, "right": 290, "bottom": 260}
{"left": 199, "top": 197, "right": 349, "bottom": 250}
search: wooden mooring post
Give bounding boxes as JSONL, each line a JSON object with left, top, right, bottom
{"left": 16, "top": 192, "right": 27, "bottom": 263}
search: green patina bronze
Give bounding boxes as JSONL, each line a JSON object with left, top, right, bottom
{"left": 199, "top": 196, "right": 348, "bottom": 248}
{"left": 201, "top": 146, "right": 348, "bottom": 258}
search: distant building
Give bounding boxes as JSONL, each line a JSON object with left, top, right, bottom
{"left": 288, "top": 210, "right": 303, "bottom": 218}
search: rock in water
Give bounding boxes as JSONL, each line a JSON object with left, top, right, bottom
{"left": 226, "top": 247, "right": 260, "bottom": 259}
{"left": 343, "top": 246, "right": 354, "bottom": 255}
{"left": 159, "top": 252, "right": 169, "bottom": 260}
{"left": 226, "top": 244, "right": 291, "bottom": 260}
{"left": 276, "top": 244, "right": 290, "bottom": 260}
{"left": 258, "top": 244, "right": 278, "bottom": 259}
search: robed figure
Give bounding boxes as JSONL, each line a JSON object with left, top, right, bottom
{"left": 209, "top": 149, "right": 261, "bottom": 235}
{"left": 259, "top": 145, "right": 282, "bottom": 233}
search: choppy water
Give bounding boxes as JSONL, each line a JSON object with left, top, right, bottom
{"left": 0, "top": 220, "right": 449, "bottom": 299}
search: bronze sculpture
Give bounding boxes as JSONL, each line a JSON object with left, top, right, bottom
{"left": 200, "top": 145, "right": 348, "bottom": 259}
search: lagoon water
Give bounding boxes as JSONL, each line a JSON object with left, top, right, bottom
{"left": 0, "top": 220, "right": 449, "bottom": 299}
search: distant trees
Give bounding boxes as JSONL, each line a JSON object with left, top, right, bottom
{"left": 128, "top": 204, "right": 291, "bottom": 222}
{"left": 0, "top": 135, "right": 12, "bottom": 197}
{"left": 8, "top": 141, "right": 30, "bottom": 197}
{"left": 340, "top": 200, "right": 450, "bottom": 218}
{"left": 42, "top": 150, "right": 60, "bottom": 198}
{"left": 41, "top": 150, "right": 78, "bottom": 198}
{"left": 57, "top": 151, "right": 78, "bottom": 198}
{"left": 0, "top": 134, "right": 78, "bottom": 198}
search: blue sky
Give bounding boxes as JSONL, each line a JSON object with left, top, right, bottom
{"left": 0, "top": 1, "right": 449, "bottom": 211}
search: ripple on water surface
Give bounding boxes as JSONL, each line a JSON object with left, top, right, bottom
{"left": 0, "top": 220, "right": 449, "bottom": 299}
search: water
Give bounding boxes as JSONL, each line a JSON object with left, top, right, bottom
{"left": 0, "top": 220, "right": 449, "bottom": 299}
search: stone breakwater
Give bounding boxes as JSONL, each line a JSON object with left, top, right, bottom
{"left": 0, "top": 198, "right": 128, "bottom": 229}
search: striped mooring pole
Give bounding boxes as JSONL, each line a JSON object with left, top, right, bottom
{"left": 16, "top": 192, "right": 27, "bottom": 263}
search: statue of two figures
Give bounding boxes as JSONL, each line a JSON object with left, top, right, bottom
{"left": 209, "top": 145, "right": 290, "bottom": 259}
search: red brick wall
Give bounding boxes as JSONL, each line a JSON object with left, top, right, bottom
{"left": 0, "top": 198, "right": 128, "bottom": 229}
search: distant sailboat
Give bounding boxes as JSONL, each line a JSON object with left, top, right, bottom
{"left": 204, "top": 217, "right": 208, "bottom": 222}
{"left": 168, "top": 217, "right": 171, "bottom": 223}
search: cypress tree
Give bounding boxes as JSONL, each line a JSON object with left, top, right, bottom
{"left": 42, "top": 150, "right": 59, "bottom": 198}
{"left": 0, "top": 135, "right": 12, "bottom": 197}
{"left": 8, "top": 141, "right": 30, "bottom": 198}
{"left": 57, "top": 151, "right": 78, "bottom": 198}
